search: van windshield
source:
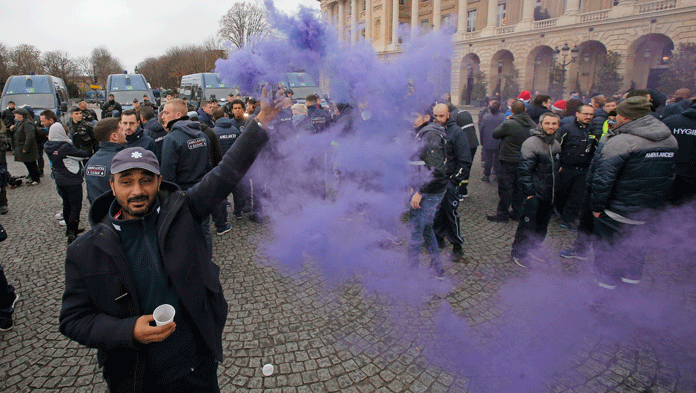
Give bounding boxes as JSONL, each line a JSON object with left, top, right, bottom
{"left": 111, "top": 91, "right": 151, "bottom": 106}
{"left": 1, "top": 94, "right": 55, "bottom": 110}
{"left": 204, "top": 88, "right": 240, "bottom": 100}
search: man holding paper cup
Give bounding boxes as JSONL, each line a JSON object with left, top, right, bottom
{"left": 59, "top": 88, "right": 285, "bottom": 392}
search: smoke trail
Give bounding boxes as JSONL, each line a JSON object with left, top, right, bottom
{"left": 215, "top": 2, "right": 696, "bottom": 391}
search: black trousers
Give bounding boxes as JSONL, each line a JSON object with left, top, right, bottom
{"left": 37, "top": 143, "right": 45, "bottom": 175}
{"left": 231, "top": 184, "right": 247, "bottom": 215}
{"left": 56, "top": 184, "right": 83, "bottom": 231}
{"left": 496, "top": 161, "right": 523, "bottom": 219}
{"left": 593, "top": 214, "right": 645, "bottom": 286}
{"left": 481, "top": 148, "right": 500, "bottom": 177}
{"left": 106, "top": 357, "right": 220, "bottom": 393}
{"left": 570, "top": 188, "right": 595, "bottom": 254}
{"left": 23, "top": 161, "right": 40, "bottom": 182}
{"left": 555, "top": 168, "right": 588, "bottom": 222}
{"left": 433, "top": 186, "right": 464, "bottom": 246}
{"left": 511, "top": 196, "right": 554, "bottom": 258}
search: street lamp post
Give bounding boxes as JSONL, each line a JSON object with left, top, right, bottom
{"left": 496, "top": 59, "right": 503, "bottom": 95}
{"left": 532, "top": 56, "right": 541, "bottom": 94}
{"left": 552, "top": 43, "right": 579, "bottom": 98}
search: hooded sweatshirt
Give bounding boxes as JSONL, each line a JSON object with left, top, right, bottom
{"left": 44, "top": 123, "right": 89, "bottom": 186}
{"left": 160, "top": 118, "right": 212, "bottom": 191}
{"left": 213, "top": 117, "right": 240, "bottom": 155}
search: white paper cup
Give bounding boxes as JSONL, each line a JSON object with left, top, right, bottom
{"left": 153, "top": 304, "right": 175, "bottom": 326}
{"left": 262, "top": 364, "right": 274, "bottom": 376}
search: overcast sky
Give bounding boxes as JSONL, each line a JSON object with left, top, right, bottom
{"left": 2, "top": 0, "right": 320, "bottom": 73}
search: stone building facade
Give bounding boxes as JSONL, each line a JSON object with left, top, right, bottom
{"left": 319, "top": 0, "right": 696, "bottom": 103}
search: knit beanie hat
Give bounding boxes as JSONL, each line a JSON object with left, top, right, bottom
{"left": 616, "top": 96, "right": 652, "bottom": 120}
{"left": 551, "top": 100, "right": 566, "bottom": 112}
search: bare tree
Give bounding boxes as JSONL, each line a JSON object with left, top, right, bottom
{"left": 7, "top": 44, "right": 43, "bottom": 75}
{"left": 0, "top": 43, "right": 10, "bottom": 89}
{"left": 218, "top": 2, "right": 269, "bottom": 49}
{"left": 42, "top": 50, "right": 78, "bottom": 84}
{"left": 90, "top": 47, "right": 124, "bottom": 85}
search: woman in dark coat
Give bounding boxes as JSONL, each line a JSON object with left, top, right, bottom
{"left": 11, "top": 108, "right": 40, "bottom": 184}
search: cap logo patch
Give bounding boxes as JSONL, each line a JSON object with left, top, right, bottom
{"left": 131, "top": 152, "right": 143, "bottom": 159}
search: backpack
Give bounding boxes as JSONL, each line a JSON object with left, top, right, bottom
{"left": 418, "top": 125, "right": 448, "bottom": 179}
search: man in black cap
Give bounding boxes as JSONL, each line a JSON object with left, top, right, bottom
{"left": 101, "top": 93, "right": 123, "bottom": 118}
{"left": 588, "top": 96, "right": 678, "bottom": 293}
{"left": 59, "top": 90, "right": 283, "bottom": 392}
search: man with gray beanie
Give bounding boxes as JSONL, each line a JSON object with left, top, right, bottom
{"left": 59, "top": 89, "right": 284, "bottom": 392}
{"left": 588, "top": 96, "right": 677, "bottom": 296}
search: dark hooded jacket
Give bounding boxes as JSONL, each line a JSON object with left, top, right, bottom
{"left": 160, "top": 119, "right": 212, "bottom": 191}
{"left": 526, "top": 104, "right": 551, "bottom": 125}
{"left": 662, "top": 105, "right": 696, "bottom": 178}
{"left": 44, "top": 141, "right": 89, "bottom": 186}
{"left": 589, "top": 107, "right": 608, "bottom": 137}
{"left": 589, "top": 114, "right": 678, "bottom": 218}
{"left": 68, "top": 120, "right": 99, "bottom": 157}
{"left": 230, "top": 116, "right": 247, "bottom": 133}
{"left": 492, "top": 112, "right": 535, "bottom": 164}
{"left": 213, "top": 117, "right": 241, "bottom": 155}
{"left": 453, "top": 109, "right": 479, "bottom": 150}
{"left": 85, "top": 142, "right": 125, "bottom": 204}
{"left": 411, "top": 122, "right": 448, "bottom": 195}
{"left": 196, "top": 108, "right": 215, "bottom": 128}
{"left": 442, "top": 118, "right": 472, "bottom": 188}
{"left": 59, "top": 120, "right": 270, "bottom": 392}
{"left": 519, "top": 128, "right": 561, "bottom": 202}
{"left": 143, "top": 118, "right": 167, "bottom": 160}
{"left": 478, "top": 110, "right": 506, "bottom": 150}
{"left": 12, "top": 118, "right": 38, "bottom": 162}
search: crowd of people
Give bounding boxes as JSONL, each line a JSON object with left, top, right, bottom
{"left": 0, "top": 80, "right": 694, "bottom": 389}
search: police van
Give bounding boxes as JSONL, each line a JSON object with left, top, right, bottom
{"left": 280, "top": 72, "right": 326, "bottom": 105}
{"left": 0, "top": 74, "right": 72, "bottom": 123}
{"left": 179, "top": 73, "right": 240, "bottom": 108}
{"left": 106, "top": 73, "right": 155, "bottom": 111}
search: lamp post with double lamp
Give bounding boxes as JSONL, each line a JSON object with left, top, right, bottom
{"left": 496, "top": 59, "right": 503, "bottom": 95}
{"left": 552, "top": 42, "right": 579, "bottom": 98}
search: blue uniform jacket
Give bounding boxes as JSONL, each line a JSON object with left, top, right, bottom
{"left": 84, "top": 142, "right": 125, "bottom": 204}
{"left": 160, "top": 119, "right": 212, "bottom": 191}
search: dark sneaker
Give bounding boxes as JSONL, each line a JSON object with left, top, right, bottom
{"left": 0, "top": 205, "right": 7, "bottom": 215}
{"left": 487, "top": 214, "right": 509, "bottom": 223}
{"left": 248, "top": 213, "right": 263, "bottom": 224}
{"left": 0, "top": 318, "right": 13, "bottom": 332}
{"left": 451, "top": 245, "right": 463, "bottom": 262}
{"left": 436, "top": 237, "right": 446, "bottom": 249}
{"left": 216, "top": 223, "right": 232, "bottom": 235}
{"left": 511, "top": 255, "right": 529, "bottom": 268}
{"left": 233, "top": 211, "right": 243, "bottom": 219}
{"left": 528, "top": 251, "right": 546, "bottom": 263}
{"left": 481, "top": 176, "right": 490, "bottom": 183}
{"left": 559, "top": 248, "right": 588, "bottom": 260}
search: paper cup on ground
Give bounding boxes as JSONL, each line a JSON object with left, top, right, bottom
{"left": 153, "top": 304, "right": 175, "bottom": 326}
{"left": 262, "top": 364, "right": 274, "bottom": 376}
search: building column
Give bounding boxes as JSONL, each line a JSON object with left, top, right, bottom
{"left": 391, "top": 0, "right": 399, "bottom": 46}
{"left": 521, "top": 0, "right": 534, "bottom": 22}
{"left": 564, "top": 0, "right": 581, "bottom": 15}
{"left": 338, "top": 0, "right": 345, "bottom": 41}
{"left": 365, "top": 0, "right": 372, "bottom": 41}
{"left": 457, "top": 0, "right": 468, "bottom": 34}
{"left": 486, "top": 0, "right": 497, "bottom": 29}
{"left": 411, "top": 0, "right": 419, "bottom": 38}
{"left": 433, "top": 0, "right": 442, "bottom": 30}
{"left": 351, "top": 0, "right": 358, "bottom": 43}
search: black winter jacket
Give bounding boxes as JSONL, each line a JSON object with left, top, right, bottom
{"left": 526, "top": 105, "right": 551, "bottom": 124}
{"left": 453, "top": 109, "right": 479, "bottom": 149}
{"left": 85, "top": 142, "right": 124, "bottom": 204}
{"left": 59, "top": 120, "right": 270, "bottom": 392}
{"left": 411, "top": 122, "right": 448, "bottom": 195}
{"left": 492, "top": 112, "right": 534, "bottom": 163}
{"left": 557, "top": 118, "right": 597, "bottom": 168}
{"left": 589, "top": 108, "right": 608, "bottom": 137}
{"left": 44, "top": 141, "right": 89, "bottom": 186}
{"left": 442, "top": 118, "right": 472, "bottom": 188}
{"left": 662, "top": 106, "right": 696, "bottom": 178}
{"left": 588, "top": 114, "right": 678, "bottom": 218}
{"left": 518, "top": 129, "right": 561, "bottom": 202}
{"left": 143, "top": 118, "right": 167, "bottom": 160}
{"left": 124, "top": 127, "right": 157, "bottom": 156}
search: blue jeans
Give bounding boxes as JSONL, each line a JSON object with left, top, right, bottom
{"left": 408, "top": 192, "right": 445, "bottom": 274}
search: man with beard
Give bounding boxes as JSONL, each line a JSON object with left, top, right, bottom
{"left": 510, "top": 112, "right": 562, "bottom": 268}
{"left": 431, "top": 103, "right": 471, "bottom": 262}
{"left": 59, "top": 90, "right": 282, "bottom": 392}
{"left": 121, "top": 110, "right": 157, "bottom": 155}
{"left": 101, "top": 94, "right": 123, "bottom": 118}
{"left": 78, "top": 100, "right": 99, "bottom": 125}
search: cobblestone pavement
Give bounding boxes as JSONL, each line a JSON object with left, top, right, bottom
{"left": 1, "top": 109, "right": 695, "bottom": 392}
